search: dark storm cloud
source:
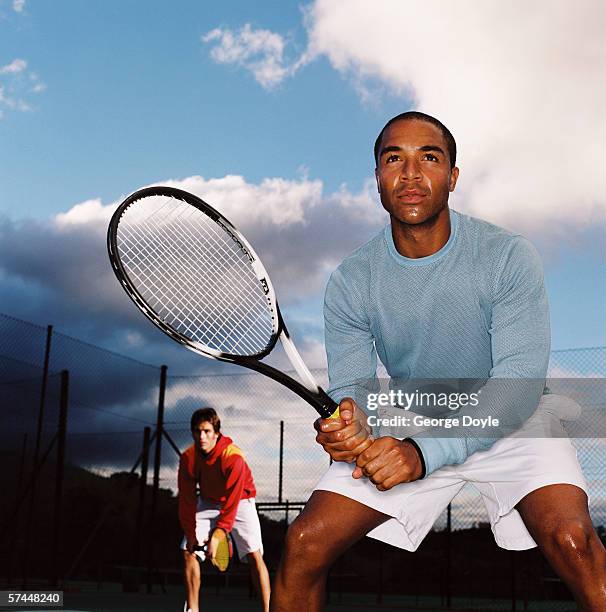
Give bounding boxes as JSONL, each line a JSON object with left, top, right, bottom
{"left": 0, "top": 176, "right": 383, "bottom": 444}
{"left": 0, "top": 176, "right": 384, "bottom": 352}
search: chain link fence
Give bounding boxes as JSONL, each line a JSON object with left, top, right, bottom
{"left": 1, "top": 312, "right": 604, "bottom": 609}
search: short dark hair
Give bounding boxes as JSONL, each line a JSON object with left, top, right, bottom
{"left": 373, "top": 111, "right": 457, "bottom": 169}
{"left": 191, "top": 407, "right": 221, "bottom": 433}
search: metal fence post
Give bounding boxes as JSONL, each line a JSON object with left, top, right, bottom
{"left": 51, "top": 369, "right": 69, "bottom": 588}
{"left": 147, "top": 365, "right": 167, "bottom": 592}
{"left": 135, "top": 426, "right": 151, "bottom": 564}
{"left": 35, "top": 325, "right": 53, "bottom": 462}
{"left": 23, "top": 324, "right": 53, "bottom": 586}
{"left": 278, "top": 420, "right": 284, "bottom": 503}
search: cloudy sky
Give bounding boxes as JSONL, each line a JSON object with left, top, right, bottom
{"left": 1, "top": 0, "right": 605, "bottom": 377}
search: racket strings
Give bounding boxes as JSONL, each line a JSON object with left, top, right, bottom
{"left": 212, "top": 535, "right": 231, "bottom": 571}
{"left": 120, "top": 223, "right": 223, "bottom": 341}
{"left": 129, "top": 217, "right": 230, "bottom": 334}
{"left": 116, "top": 196, "right": 275, "bottom": 356}
{"left": 146, "top": 208, "right": 271, "bottom": 354}
{"left": 121, "top": 224, "right": 269, "bottom": 357}
{"left": 122, "top": 214, "right": 269, "bottom": 355}
{"left": 173, "top": 213, "right": 271, "bottom": 350}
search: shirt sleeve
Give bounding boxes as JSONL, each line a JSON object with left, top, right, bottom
{"left": 216, "top": 453, "right": 247, "bottom": 533}
{"left": 410, "top": 236, "right": 551, "bottom": 475}
{"left": 324, "top": 265, "right": 379, "bottom": 409}
{"left": 178, "top": 452, "right": 198, "bottom": 544}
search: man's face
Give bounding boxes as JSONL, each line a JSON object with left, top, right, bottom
{"left": 375, "top": 119, "right": 459, "bottom": 226}
{"left": 192, "top": 420, "right": 219, "bottom": 454}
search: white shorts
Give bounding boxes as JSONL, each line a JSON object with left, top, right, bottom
{"left": 180, "top": 497, "right": 263, "bottom": 561}
{"left": 315, "top": 395, "right": 588, "bottom": 552}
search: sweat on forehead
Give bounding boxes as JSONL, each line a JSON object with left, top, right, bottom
{"left": 373, "top": 111, "right": 457, "bottom": 168}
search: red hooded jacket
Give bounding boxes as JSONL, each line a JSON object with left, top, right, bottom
{"left": 178, "top": 434, "right": 256, "bottom": 543}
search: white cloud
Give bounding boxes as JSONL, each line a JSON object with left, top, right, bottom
{"left": 160, "top": 173, "right": 323, "bottom": 227}
{"left": 29, "top": 72, "right": 46, "bottom": 92}
{"left": 300, "top": 0, "right": 606, "bottom": 235}
{"left": 330, "top": 178, "right": 383, "bottom": 226}
{"left": 51, "top": 174, "right": 346, "bottom": 304}
{"left": 0, "top": 58, "right": 44, "bottom": 117}
{"left": 202, "top": 24, "right": 307, "bottom": 89}
{"left": 55, "top": 175, "right": 328, "bottom": 229}
{"left": 55, "top": 198, "right": 110, "bottom": 228}
{"left": 12, "top": 0, "right": 25, "bottom": 13}
{"left": 0, "top": 58, "right": 26, "bottom": 74}
{"left": 0, "top": 174, "right": 384, "bottom": 354}
{"left": 151, "top": 175, "right": 383, "bottom": 301}
{"left": 204, "top": 3, "right": 606, "bottom": 237}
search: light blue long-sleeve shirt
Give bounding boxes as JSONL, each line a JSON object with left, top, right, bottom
{"left": 323, "top": 208, "right": 550, "bottom": 476}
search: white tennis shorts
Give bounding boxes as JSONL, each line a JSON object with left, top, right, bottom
{"left": 180, "top": 497, "right": 263, "bottom": 561}
{"left": 315, "top": 394, "right": 588, "bottom": 551}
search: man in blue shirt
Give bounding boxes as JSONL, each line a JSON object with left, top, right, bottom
{"left": 270, "top": 112, "right": 606, "bottom": 611}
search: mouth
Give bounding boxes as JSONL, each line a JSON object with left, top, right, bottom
{"left": 397, "top": 191, "right": 427, "bottom": 204}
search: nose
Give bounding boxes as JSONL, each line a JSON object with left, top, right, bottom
{"left": 399, "top": 158, "right": 421, "bottom": 181}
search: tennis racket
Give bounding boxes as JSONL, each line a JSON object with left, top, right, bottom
{"left": 107, "top": 185, "right": 339, "bottom": 419}
{"left": 194, "top": 528, "right": 233, "bottom": 572}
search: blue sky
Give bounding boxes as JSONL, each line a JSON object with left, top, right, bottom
{"left": 0, "top": 1, "right": 402, "bottom": 215}
{"left": 1, "top": 0, "right": 605, "bottom": 373}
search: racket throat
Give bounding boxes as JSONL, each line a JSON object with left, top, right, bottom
{"left": 278, "top": 330, "right": 320, "bottom": 393}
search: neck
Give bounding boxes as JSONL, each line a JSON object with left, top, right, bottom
{"left": 390, "top": 206, "right": 451, "bottom": 258}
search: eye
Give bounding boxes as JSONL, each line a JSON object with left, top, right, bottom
{"left": 423, "top": 153, "right": 439, "bottom": 162}
{"left": 385, "top": 154, "right": 400, "bottom": 164}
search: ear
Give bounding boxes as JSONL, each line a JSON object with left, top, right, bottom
{"left": 374, "top": 168, "right": 381, "bottom": 194}
{"left": 449, "top": 166, "right": 459, "bottom": 192}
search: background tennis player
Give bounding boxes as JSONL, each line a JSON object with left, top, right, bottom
{"left": 179, "top": 408, "right": 270, "bottom": 612}
{"left": 271, "top": 112, "right": 606, "bottom": 611}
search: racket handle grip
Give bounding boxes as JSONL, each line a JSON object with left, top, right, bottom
{"left": 317, "top": 393, "right": 340, "bottom": 420}
{"left": 327, "top": 405, "right": 340, "bottom": 419}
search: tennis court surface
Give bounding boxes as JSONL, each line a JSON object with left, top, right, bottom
{"left": 6, "top": 587, "right": 578, "bottom": 612}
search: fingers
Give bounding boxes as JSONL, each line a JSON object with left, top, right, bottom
{"left": 352, "top": 465, "right": 364, "bottom": 479}
{"left": 355, "top": 438, "right": 386, "bottom": 469}
{"left": 314, "top": 398, "right": 375, "bottom": 464}
{"left": 314, "top": 398, "right": 359, "bottom": 433}
{"left": 316, "top": 423, "right": 372, "bottom": 458}
{"left": 314, "top": 416, "right": 347, "bottom": 433}
{"left": 316, "top": 419, "right": 368, "bottom": 448}
{"left": 353, "top": 438, "right": 421, "bottom": 489}
{"left": 354, "top": 457, "right": 401, "bottom": 488}
{"left": 337, "top": 397, "right": 356, "bottom": 423}
{"left": 322, "top": 435, "right": 374, "bottom": 463}
{"left": 376, "top": 474, "right": 405, "bottom": 491}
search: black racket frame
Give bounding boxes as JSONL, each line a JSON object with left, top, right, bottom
{"left": 108, "top": 185, "right": 338, "bottom": 419}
